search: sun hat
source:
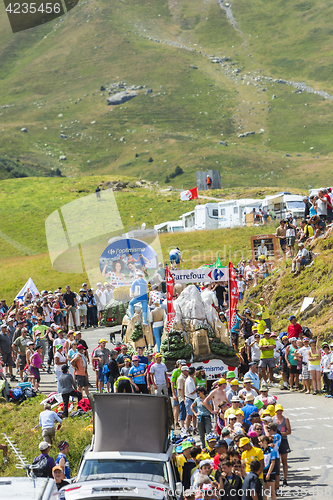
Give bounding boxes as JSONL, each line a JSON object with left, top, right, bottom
{"left": 243, "top": 377, "right": 253, "bottom": 384}
{"left": 267, "top": 404, "right": 276, "bottom": 417}
{"left": 182, "top": 440, "right": 193, "bottom": 451}
{"left": 275, "top": 404, "right": 283, "bottom": 411}
{"left": 261, "top": 415, "right": 273, "bottom": 423}
{"left": 235, "top": 409, "right": 244, "bottom": 416}
{"left": 206, "top": 433, "right": 218, "bottom": 442}
{"left": 264, "top": 328, "right": 271, "bottom": 335}
{"left": 230, "top": 379, "right": 239, "bottom": 386}
{"left": 181, "top": 365, "right": 189, "bottom": 372}
{"left": 245, "top": 393, "right": 254, "bottom": 401}
{"left": 252, "top": 325, "right": 258, "bottom": 331}
{"left": 217, "top": 377, "right": 226, "bottom": 385}
{"left": 239, "top": 437, "right": 250, "bottom": 447}
{"left": 99, "top": 338, "right": 107, "bottom": 343}
{"left": 155, "top": 353, "right": 163, "bottom": 358}
{"left": 199, "top": 459, "right": 214, "bottom": 468}
{"left": 39, "top": 441, "right": 51, "bottom": 451}
{"left": 231, "top": 396, "right": 240, "bottom": 403}
{"left": 226, "top": 371, "right": 235, "bottom": 379}
{"left": 254, "top": 398, "right": 264, "bottom": 410}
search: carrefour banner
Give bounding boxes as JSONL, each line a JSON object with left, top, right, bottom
{"left": 170, "top": 267, "right": 228, "bottom": 283}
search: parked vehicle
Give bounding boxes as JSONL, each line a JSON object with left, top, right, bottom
{"left": 194, "top": 203, "right": 219, "bottom": 230}
{"left": 64, "top": 394, "right": 181, "bottom": 500}
{"left": 154, "top": 220, "right": 184, "bottom": 233}
{"left": 181, "top": 210, "right": 195, "bottom": 232}
{"left": 0, "top": 477, "right": 58, "bottom": 500}
{"left": 218, "top": 199, "right": 262, "bottom": 229}
{"left": 262, "top": 193, "right": 304, "bottom": 220}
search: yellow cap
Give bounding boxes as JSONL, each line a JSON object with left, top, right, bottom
{"left": 251, "top": 325, "right": 258, "bottom": 331}
{"left": 230, "top": 379, "right": 239, "bottom": 385}
{"left": 267, "top": 404, "right": 276, "bottom": 417}
{"left": 217, "top": 378, "right": 226, "bottom": 385}
{"left": 275, "top": 404, "right": 283, "bottom": 412}
{"left": 98, "top": 338, "right": 108, "bottom": 343}
{"left": 239, "top": 437, "right": 250, "bottom": 447}
{"left": 235, "top": 409, "right": 244, "bottom": 416}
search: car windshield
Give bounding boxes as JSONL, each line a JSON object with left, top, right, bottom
{"left": 80, "top": 460, "right": 168, "bottom": 484}
{"left": 286, "top": 201, "right": 304, "bottom": 211}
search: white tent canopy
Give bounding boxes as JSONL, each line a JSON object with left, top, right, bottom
{"left": 15, "top": 278, "right": 40, "bottom": 300}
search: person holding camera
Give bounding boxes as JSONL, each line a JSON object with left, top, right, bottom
{"left": 284, "top": 213, "right": 297, "bottom": 257}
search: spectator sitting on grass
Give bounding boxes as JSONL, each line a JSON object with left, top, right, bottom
{"left": 291, "top": 242, "right": 310, "bottom": 275}
{"left": 308, "top": 214, "right": 326, "bottom": 241}
{"left": 297, "top": 220, "right": 313, "bottom": 244}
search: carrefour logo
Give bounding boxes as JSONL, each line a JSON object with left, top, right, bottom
{"left": 208, "top": 269, "right": 225, "bottom": 281}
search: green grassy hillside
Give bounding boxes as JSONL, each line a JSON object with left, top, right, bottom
{"left": 0, "top": 175, "right": 281, "bottom": 298}
{"left": 0, "top": 0, "right": 332, "bottom": 187}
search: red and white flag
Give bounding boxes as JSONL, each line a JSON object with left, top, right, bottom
{"left": 180, "top": 187, "right": 198, "bottom": 201}
{"left": 228, "top": 261, "right": 239, "bottom": 330}
{"left": 166, "top": 265, "right": 176, "bottom": 332}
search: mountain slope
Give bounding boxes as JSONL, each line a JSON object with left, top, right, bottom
{"left": 0, "top": 0, "right": 333, "bottom": 187}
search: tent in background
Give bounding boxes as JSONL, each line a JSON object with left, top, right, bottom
{"left": 15, "top": 278, "right": 39, "bottom": 300}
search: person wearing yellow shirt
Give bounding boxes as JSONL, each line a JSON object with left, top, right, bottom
{"left": 176, "top": 440, "right": 193, "bottom": 480}
{"left": 255, "top": 312, "right": 266, "bottom": 336}
{"left": 224, "top": 396, "right": 242, "bottom": 420}
{"left": 250, "top": 296, "right": 271, "bottom": 330}
{"left": 239, "top": 437, "right": 265, "bottom": 479}
{"left": 259, "top": 329, "right": 276, "bottom": 384}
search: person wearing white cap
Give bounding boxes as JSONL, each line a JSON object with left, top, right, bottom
{"left": 32, "top": 441, "right": 55, "bottom": 477}
{"left": 291, "top": 241, "right": 310, "bottom": 275}
{"left": 191, "top": 459, "right": 214, "bottom": 489}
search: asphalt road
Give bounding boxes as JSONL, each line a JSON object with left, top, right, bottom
{"left": 34, "top": 325, "right": 120, "bottom": 395}
{"left": 32, "top": 330, "right": 333, "bottom": 499}
{"left": 267, "top": 389, "right": 333, "bottom": 500}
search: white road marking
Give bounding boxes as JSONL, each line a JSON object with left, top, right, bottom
{"left": 284, "top": 406, "right": 316, "bottom": 411}
{"left": 303, "top": 447, "right": 326, "bottom": 451}
{"left": 296, "top": 464, "right": 333, "bottom": 471}
{"left": 294, "top": 417, "right": 333, "bottom": 422}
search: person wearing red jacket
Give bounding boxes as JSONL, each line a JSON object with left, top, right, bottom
{"left": 287, "top": 316, "right": 302, "bottom": 339}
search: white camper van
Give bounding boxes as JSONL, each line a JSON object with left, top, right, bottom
{"left": 154, "top": 220, "right": 184, "bottom": 233}
{"left": 181, "top": 210, "right": 195, "bottom": 232}
{"left": 194, "top": 203, "right": 219, "bottom": 230}
{"left": 218, "top": 199, "right": 262, "bottom": 228}
{"left": 262, "top": 193, "right": 304, "bottom": 220}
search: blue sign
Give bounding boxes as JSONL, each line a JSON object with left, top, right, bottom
{"left": 99, "top": 238, "right": 158, "bottom": 287}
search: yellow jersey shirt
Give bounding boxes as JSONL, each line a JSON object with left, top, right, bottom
{"left": 176, "top": 455, "right": 186, "bottom": 480}
{"left": 260, "top": 304, "right": 270, "bottom": 320}
{"left": 241, "top": 446, "right": 264, "bottom": 479}
{"left": 259, "top": 338, "right": 276, "bottom": 359}
{"left": 256, "top": 320, "right": 266, "bottom": 335}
